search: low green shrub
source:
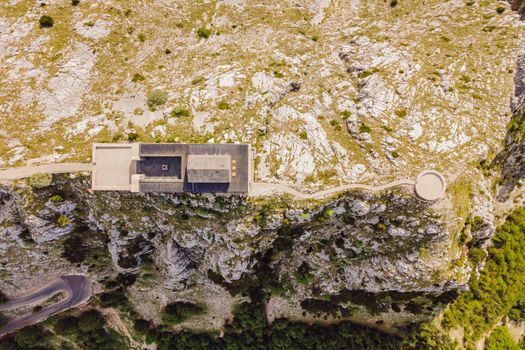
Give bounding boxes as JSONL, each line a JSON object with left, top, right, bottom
{"left": 49, "top": 194, "right": 63, "bottom": 203}
{"left": 28, "top": 173, "right": 52, "bottom": 189}
{"left": 217, "top": 101, "right": 230, "bottom": 110}
{"left": 171, "top": 106, "right": 190, "bottom": 117}
{"left": 39, "top": 15, "right": 54, "bottom": 28}
{"left": 359, "top": 124, "right": 371, "bottom": 133}
{"left": 56, "top": 215, "right": 71, "bottom": 227}
{"left": 197, "top": 27, "right": 211, "bottom": 39}
{"left": 147, "top": 89, "right": 168, "bottom": 108}
{"left": 131, "top": 73, "right": 145, "bottom": 82}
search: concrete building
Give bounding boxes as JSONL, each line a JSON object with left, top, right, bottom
{"left": 91, "top": 143, "right": 250, "bottom": 193}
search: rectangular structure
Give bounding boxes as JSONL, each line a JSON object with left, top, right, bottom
{"left": 91, "top": 143, "right": 250, "bottom": 194}
{"left": 92, "top": 143, "right": 134, "bottom": 191}
{"left": 187, "top": 154, "right": 231, "bottom": 183}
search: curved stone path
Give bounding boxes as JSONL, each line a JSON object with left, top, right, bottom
{"left": 0, "top": 162, "right": 446, "bottom": 201}
{"left": 250, "top": 179, "right": 418, "bottom": 200}
{"left": 0, "top": 163, "right": 92, "bottom": 181}
{"left": 0, "top": 275, "right": 93, "bottom": 338}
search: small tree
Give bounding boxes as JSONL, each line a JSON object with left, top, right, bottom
{"left": 78, "top": 310, "right": 104, "bottom": 333}
{"left": 54, "top": 316, "right": 80, "bottom": 335}
{"left": 0, "top": 290, "right": 7, "bottom": 304}
{"left": 161, "top": 302, "right": 205, "bottom": 325}
{"left": 39, "top": 15, "right": 55, "bottom": 28}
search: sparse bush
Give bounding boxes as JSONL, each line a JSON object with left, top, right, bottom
{"left": 496, "top": 6, "right": 505, "bottom": 14}
{"left": 39, "top": 15, "right": 54, "bottom": 28}
{"left": 390, "top": 0, "right": 398, "bottom": 7}
{"left": 29, "top": 173, "right": 52, "bottom": 189}
{"left": 197, "top": 27, "right": 211, "bottom": 39}
{"left": 171, "top": 106, "right": 190, "bottom": 117}
{"left": 56, "top": 215, "right": 71, "bottom": 227}
{"left": 217, "top": 100, "right": 230, "bottom": 110}
{"left": 299, "top": 131, "right": 308, "bottom": 140}
{"left": 72, "top": 0, "right": 80, "bottom": 5}
{"left": 359, "top": 123, "right": 371, "bottom": 133}
{"left": 147, "top": 89, "right": 169, "bottom": 108}
{"left": 191, "top": 76, "right": 205, "bottom": 85}
{"left": 394, "top": 109, "right": 407, "bottom": 118}
{"left": 161, "top": 302, "right": 205, "bottom": 325}
{"left": 131, "top": 73, "right": 145, "bottom": 82}
{"left": 49, "top": 194, "right": 63, "bottom": 203}
{"left": 138, "top": 33, "right": 146, "bottom": 42}
{"left": 127, "top": 132, "right": 139, "bottom": 141}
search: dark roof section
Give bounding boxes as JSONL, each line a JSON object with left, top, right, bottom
{"left": 137, "top": 143, "right": 250, "bottom": 194}
{"left": 187, "top": 155, "right": 231, "bottom": 183}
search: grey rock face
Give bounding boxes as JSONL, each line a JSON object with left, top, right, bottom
{"left": 495, "top": 53, "right": 525, "bottom": 201}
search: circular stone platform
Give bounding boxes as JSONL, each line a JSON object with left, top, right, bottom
{"left": 415, "top": 170, "right": 446, "bottom": 201}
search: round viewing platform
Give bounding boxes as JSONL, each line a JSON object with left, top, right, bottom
{"left": 415, "top": 170, "right": 446, "bottom": 201}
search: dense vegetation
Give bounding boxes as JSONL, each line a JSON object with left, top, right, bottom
{"left": 484, "top": 326, "right": 520, "bottom": 350}
{"left": 442, "top": 208, "right": 525, "bottom": 346}
{"left": 161, "top": 301, "right": 206, "bottom": 325}
{"left": 148, "top": 290, "right": 403, "bottom": 350}
{"left": 0, "top": 310, "right": 128, "bottom": 350}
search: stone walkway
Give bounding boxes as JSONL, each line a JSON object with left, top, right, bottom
{"left": 250, "top": 179, "right": 417, "bottom": 200}
{"left": 0, "top": 162, "right": 446, "bottom": 201}
{"left": 0, "top": 163, "right": 92, "bottom": 180}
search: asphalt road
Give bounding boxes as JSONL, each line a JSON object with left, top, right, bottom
{"left": 0, "top": 275, "right": 93, "bottom": 338}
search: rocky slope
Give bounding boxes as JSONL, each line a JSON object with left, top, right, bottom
{"left": 1, "top": 0, "right": 525, "bottom": 342}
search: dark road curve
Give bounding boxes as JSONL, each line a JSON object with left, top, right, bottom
{"left": 0, "top": 275, "right": 93, "bottom": 338}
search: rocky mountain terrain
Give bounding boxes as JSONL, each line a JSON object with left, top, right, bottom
{"left": 1, "top": 0, "right": 525, "bottom": 349}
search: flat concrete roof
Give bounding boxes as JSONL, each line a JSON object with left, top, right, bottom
{"left": 92, "top": 144, "right": 133, "bottom": 191}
